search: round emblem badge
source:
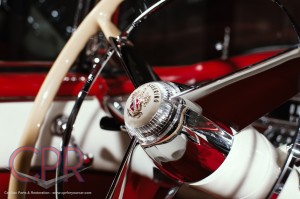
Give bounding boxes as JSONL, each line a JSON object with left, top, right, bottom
{"left": 125, "top": 83, "right": 162, "bottom": 128}
{"left": 127, "top": 88, "right": 151, "bottom": 118}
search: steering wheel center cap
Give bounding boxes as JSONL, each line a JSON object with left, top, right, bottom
{"left": 124, "top": 82, "right": 180, "bottom": 145}
{"left": 125, "top": 83, "right": 162, "bottom": 128}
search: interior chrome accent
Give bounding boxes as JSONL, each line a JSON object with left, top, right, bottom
{"left": 106, "top": 95, "right": 128, "bottom": 121}
{"left": 55, "top": 48, "right": 115, "bottom": 198}
{"left": 124, "top": 82, "right": 180, "bottom": 145}
{"left": 267, "top": 122, "right": 300, "bottom": 198}
{"left": 51, "top": 115, "right": 68, "bottom": 136}
{"left": 51, "top": 115, "right": 94, "bottom": 168}
{"left": 124, "top": 81, "right": 233, "bottom": 182}
{"left": 106, "top": 140, "right": 181, "bottom": 199}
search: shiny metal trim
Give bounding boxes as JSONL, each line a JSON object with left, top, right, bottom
{"left": 125, "top": 82, "right": 181, "bottom": 145}
{"left": 124, "top": 83, "right": 233, "bottom": 182}
{"left": 122, "top": 0, "right": 174, "bottom": 37}
{"left": 106, "top": 95, "right": 128, "bottom": 120}
{"left": 106, "top": 137, "right": 138, "bottom": 199}
{"left": 51, "top": 115, "right": 68, "bottom": 136}
{"left": 267, "top": 121, "right": 300, "bottom": 198}
{"left": 55, "top": 48, "right": 115, "bottom": 199}
{"left": 254, "top": 116, "right": 298, "bottom": 131}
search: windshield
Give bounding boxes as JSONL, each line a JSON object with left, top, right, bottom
{"left": 0, "top": 0, "right": 299, "bottom": 70}
{"left": 0, "top": 0, "right": 79, "bottom": 61}
{"left": 118, "top": 0, "right": 300, "bottom": 66}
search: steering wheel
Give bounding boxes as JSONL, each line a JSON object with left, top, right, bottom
{"left": 8, "top": 0, "right": 300, "bottom": 198}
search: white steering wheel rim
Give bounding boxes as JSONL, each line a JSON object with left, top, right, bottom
{"left": 8, "top": 0, "right": 123, "bottom": 198}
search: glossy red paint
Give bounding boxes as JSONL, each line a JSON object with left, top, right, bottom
{"left": 0, "top": 50, "right": 281, "bottom": 101}
{"left": 229, "top": 50, "right": 281, "bottom": 68}
{"left": 0, "top": 73, "right": 108, "bottom": 101}
{"left": 105, "top": 50, "right": 281, "bottom": 96}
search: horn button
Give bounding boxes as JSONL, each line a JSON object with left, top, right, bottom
{"left": 124, "top": 82, "right": 180, "bottom": 145}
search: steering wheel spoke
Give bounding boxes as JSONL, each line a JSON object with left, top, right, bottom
{"left": 173, "top": 47, "right": 300, "bottom": 131}
{"left": 110, "top": 37, "right": 160, "bottom": 88}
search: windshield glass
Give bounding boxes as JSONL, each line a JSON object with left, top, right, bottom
{"left": 1, "top": 0, "right": 299, "bottom": 70}
{"left": 0, "top": 0, "right": 79, "bottom": 61}
{"left": 118, "top": 0, "right": 300, "bottom": 66}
